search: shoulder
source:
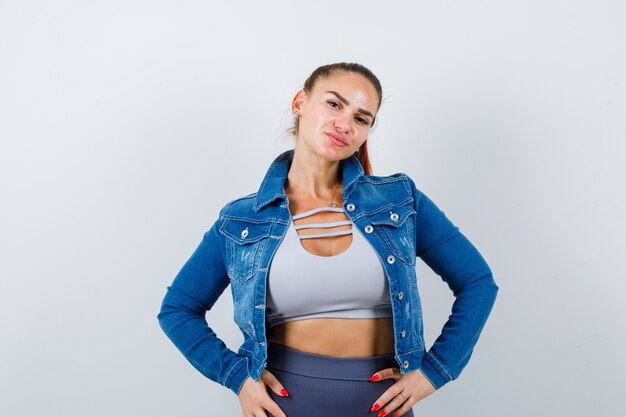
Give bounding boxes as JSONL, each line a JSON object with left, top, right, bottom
{"left": 368, "top": 171, "right": 429, "bottom": 197}
{"left": 212, "top": 192, "right": 264, "bottom": 244}
{"left": 357, "top": 171, "right": 437, "bottom": 215}
{"left": 356, "top": 171, "right": 420, "bottom": 198}
{"left": 217, "top": 191, "right": 258, "bottom": 220}
{"left": 359, "top": 171, "right": 408, "bottom": 185}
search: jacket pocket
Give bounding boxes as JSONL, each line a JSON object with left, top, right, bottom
{"left": 366, "top": 203, "right": 417, "bottom": 265}
{"left": 220, "top": 219, "right": 272, "bottom": 283}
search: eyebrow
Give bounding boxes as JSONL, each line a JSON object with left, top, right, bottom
{"left": 325, "top": 90, "right": 374, "bottom": 119}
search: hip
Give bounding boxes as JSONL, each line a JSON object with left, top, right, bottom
{"left": 265, "top": 341, "right": 414, "bottom": 417}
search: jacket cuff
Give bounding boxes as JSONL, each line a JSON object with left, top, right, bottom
{"left": 224, "top": 356, "right": 252, "bottom": 396}
{"left": 419, "top": 351, "right": 453, "bottom": 390}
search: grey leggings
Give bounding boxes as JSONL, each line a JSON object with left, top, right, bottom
{"left": 266, "top": 341, "right": 415, "bottom": 417}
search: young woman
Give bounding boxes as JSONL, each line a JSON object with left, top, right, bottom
{"left": 157, "top": 62, "right": 499, "bottom": 417}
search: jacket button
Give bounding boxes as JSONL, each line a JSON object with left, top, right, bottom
{"left": 364, "top": 224, "right": 373, "bottom": 233}
{"left": 241, "top": 228, "right": 249, "bottom": 239}
{"left": 403, "top": 360, "right": 409, "bottom": 368}
{"left": 397, "top": 291, "right": 403, "bottom": 300}
{"left": 401, "top": 329, "right": 406, "bottom": 338}
{"left": 346, "top": 203, "right": 356, "bottom": 211}
{"left": 387, "top": 255, "right": 395, "bottom": 264}
{"left": 390, "top": 212, "right": 399, "bottom": 222}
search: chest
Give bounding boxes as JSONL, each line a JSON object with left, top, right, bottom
{"left": 220, "top": 202, "right": 417, "bottom": 288}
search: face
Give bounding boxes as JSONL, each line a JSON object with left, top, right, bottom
{"left": 293, "top": 71, "right": 379, "bottom": 161}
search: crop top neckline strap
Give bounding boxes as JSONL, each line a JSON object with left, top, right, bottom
{"left": 291, "top": 206, "right": 353, "bottom": 239}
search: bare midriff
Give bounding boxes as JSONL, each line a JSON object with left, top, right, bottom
{"left": 266, "top": 317, "right": 395, "bottom": 357}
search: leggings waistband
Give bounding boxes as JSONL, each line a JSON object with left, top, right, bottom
{"left": 267, "top": 342, "right": 397, "bottom": 381}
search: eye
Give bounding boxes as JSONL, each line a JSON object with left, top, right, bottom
{"left": 327, "top": 100, "right": 340, "bottom": 109}
{"left": 327, "top": 100, "right": 370, "bottom": 126}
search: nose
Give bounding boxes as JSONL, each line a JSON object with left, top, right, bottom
{"left": 334, "top": 114, "right": 351, "bottom": 132}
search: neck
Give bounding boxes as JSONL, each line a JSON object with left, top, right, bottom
{"left": 285, "top": 146, "right": 343, "bottom": 201}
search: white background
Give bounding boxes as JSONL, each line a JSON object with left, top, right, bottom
{"left": 1, "top": 1, "right": 624, "bottom": 416}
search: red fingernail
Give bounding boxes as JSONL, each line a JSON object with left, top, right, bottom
{"left": 370, "top": 373, "right": 380, "bottom": 381}
{"left": 377, "top": 410, "right": 387, "bottom": 417}
{"left": 392, "top": 414, "right": 399, "bottom": 417}
{"left": 371, "top": 403, "right": 380, "bottom": 412}
{"left": 280, "top": 388, "right": 289, "bottom": 396}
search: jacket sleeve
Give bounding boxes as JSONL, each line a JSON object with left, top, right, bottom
{"left": 157, "top": 216, "right": 251, "bottom": 396}
{"left": 407, "top": 176, "right": 499, "bottom": 390}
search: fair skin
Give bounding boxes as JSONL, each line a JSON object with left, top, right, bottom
{"left": 237, "top": 71, "right": 436, "bottom": 417}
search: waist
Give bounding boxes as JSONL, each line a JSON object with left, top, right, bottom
{"left": 266, "top": 317, "right": 395, "bottom": 357}
{"left": 267, "top": 341, "right": 396, "bottom": 380}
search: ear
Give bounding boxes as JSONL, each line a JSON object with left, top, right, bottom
{"left": 291, "top": 89, "right": 307, "bottom": 114}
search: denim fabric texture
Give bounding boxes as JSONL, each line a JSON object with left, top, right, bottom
{"left": 157, "top": 148, "right": 499, "bottom": 397}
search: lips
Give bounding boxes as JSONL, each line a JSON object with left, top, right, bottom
{"left": 325, "top": 132, "right": 348, "bottom": 146}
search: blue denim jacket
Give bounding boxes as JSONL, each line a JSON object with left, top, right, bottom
{"left": 157, "top": 148, "right": 499, "bottom": 396}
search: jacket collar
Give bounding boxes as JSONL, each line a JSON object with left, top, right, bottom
{"left": 253, "top": 148, "right": 365, "bottom": 212}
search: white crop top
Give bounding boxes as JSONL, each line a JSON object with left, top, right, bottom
{"left": 265, "top": 205, "right": 393, "bottom": 329}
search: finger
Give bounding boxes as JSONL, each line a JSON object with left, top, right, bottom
{"left": 262, "top": 399, "right": 288, "bottom": 417}
{"left": 243, "top": 407, "right": 267, "bottom": 417}
{"left": 261, "top": 370, "right": 289, "bottom": 397}
{"left": 369, "top": 385, "right": 404, "bottom": 414}
{"left": 370, "top": 367, "right": 402, "bottom": 382}
{"left": 373, "top": 391, "right": 412, "bottom": 417}
{"left": 387, "top": 395, "right": 415, "bottom": 417}
{"left": 244, "top": 403, "right": 270, "bottom": 417}
{"left": 253, "top": 406, "right": 269, "bottom": 417}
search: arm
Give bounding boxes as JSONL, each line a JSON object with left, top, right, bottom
{"left": 407, "top": 176, "right": 499, "bottom": 390}
{"left": 157, "top": 216, "right": 251, "bottom": 396}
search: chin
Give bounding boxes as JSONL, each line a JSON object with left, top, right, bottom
{"left": 320, "top": 146, "right": 351, "bottom": 162}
